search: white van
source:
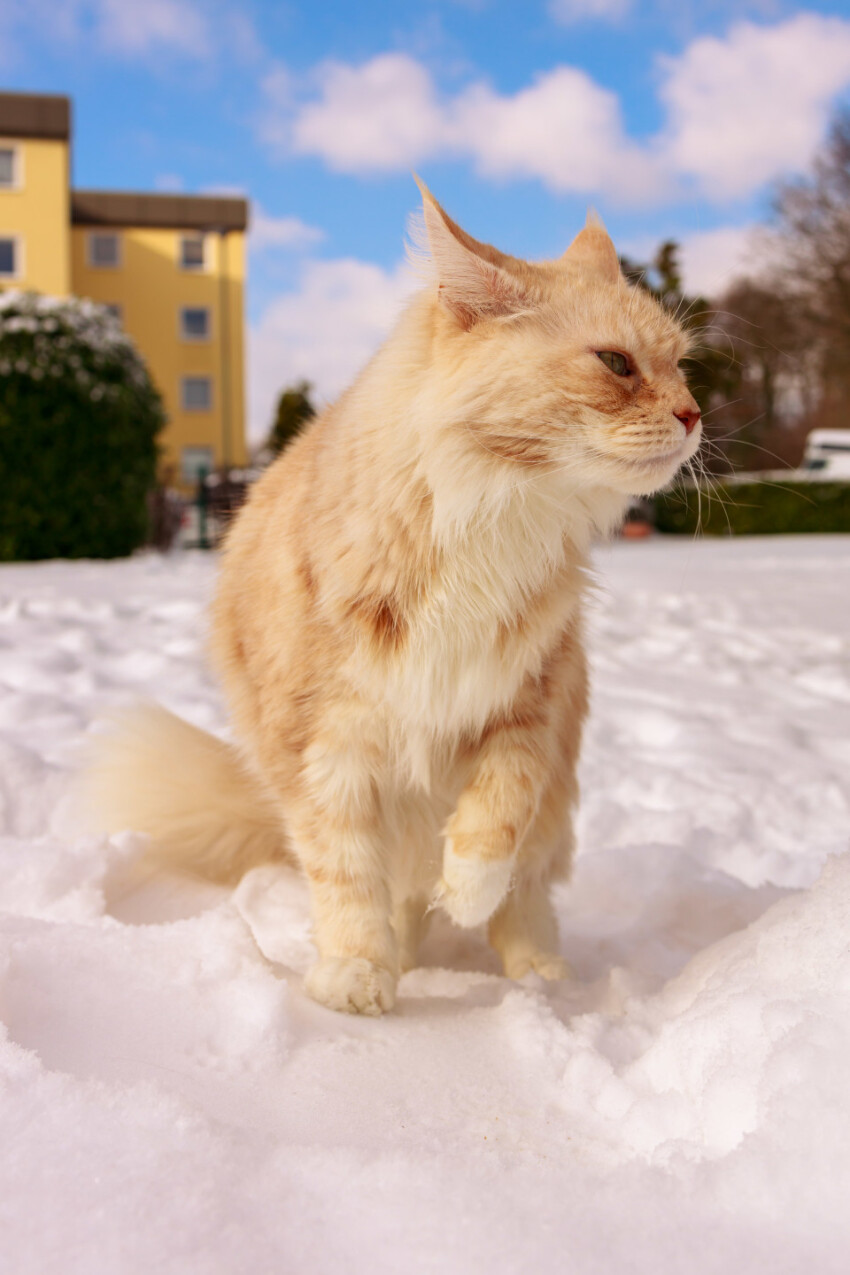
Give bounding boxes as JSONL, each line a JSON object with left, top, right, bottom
{"left": 801, "top": 430, "right": 850, "bottom": 479}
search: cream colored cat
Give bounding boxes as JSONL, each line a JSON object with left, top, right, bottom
{"left": 87, "top": 182, "right": 701, "bottom": 1015}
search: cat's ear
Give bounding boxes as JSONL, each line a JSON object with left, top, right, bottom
{"left": 561, "top": 211, "right": 621, "bottom": 284}
{"left": 414, "top": 176, "right": 530, "bottom": 330}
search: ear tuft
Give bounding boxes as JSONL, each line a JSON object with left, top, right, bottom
{"left": 561, "top": 212, "right": 621, "bottom": 284}
{"left": 414, "top": 177, "right": 530, "bottom": 330}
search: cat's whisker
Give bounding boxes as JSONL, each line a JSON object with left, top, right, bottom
{"left": 679, "top": 442, "right": 745, "bottom": 536}
{"left": 699, "top": 398, "right": 742, "bottom": 420}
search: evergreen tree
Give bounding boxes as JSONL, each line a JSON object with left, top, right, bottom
{"left": 268, "top": 380, "right": 316, "bottom": 455}
{"left": 0, "top": 292, "right": 164, "bottom": 560}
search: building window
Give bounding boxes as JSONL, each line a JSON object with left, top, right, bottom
{"left": 180, "top": 306, "right": 210, "bottom": 341}
{"left": 181, "top": 375, "right": 212, "bottom": 411}
{"left": 87, "top": 232, "right": 121, "bottom": 268}
{"left": 181, "top": 445, "right": 214, "bottom": 484}
{"left": 0, "top": 237, "right": 19, "bottom": 278}
{"left": 180, "top": 234, "right": 206, "bottom": 270}
{"left": 0, "top": 145, "right": 19, "bottom": 190}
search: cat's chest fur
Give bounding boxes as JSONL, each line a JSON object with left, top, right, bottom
{"left": 348, "top": 483, "right": 592, "bottom": 751}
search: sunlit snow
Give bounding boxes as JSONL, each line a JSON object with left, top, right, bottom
{"left": 0, "top": 537, "right": 848, "bottom": 1274}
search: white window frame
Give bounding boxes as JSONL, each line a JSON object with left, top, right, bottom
{"left": 179, "top": 305, "right": 211, "bottom": 342}
{"left": 87, "top": 231, "right": 122, "bottom": 269}
{"left": 181, "top": 375, "right": 213, "bottom": 412}
{"left": 0, "top": 142, "right": 22, "bottom": 191}
{"left": 0, "top": 234, "right": 23, "bottom": 280}
{"left": 179, "top": 233, "right": 207, "bottom": 272}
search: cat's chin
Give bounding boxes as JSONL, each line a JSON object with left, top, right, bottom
{"left": 593, "top": 448, "right": 691, "bottom": 497}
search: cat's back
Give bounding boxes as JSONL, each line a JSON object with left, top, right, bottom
{"left": 217, "top": 400, "right": 353, "bottom": 615}
{"left": 226, "top": 421, "right": 318, "bottom": 554}
{"left": 210, "top": 417, "right": 329, "bottom": 693}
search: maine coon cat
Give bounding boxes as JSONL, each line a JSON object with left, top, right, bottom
{"left": 87, "top": 182, "right": 701, "bottom": 1015}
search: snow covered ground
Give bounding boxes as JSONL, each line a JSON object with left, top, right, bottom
{"left": 0, "top": 537, "right": 848, "bottom": 1274}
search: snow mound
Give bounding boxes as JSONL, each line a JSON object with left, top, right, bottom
{"left": 0, "top": 539, "right": 848, "bottom": 1273}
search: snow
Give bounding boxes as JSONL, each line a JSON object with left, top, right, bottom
{"left": 0, "top": 289, "right": 148, "bottom": 393}
{"left": 0, "top": 536, "right": 848, "bottom": 1274}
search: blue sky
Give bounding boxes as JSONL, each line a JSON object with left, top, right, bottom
{"left": 3, "top": 0, "right": 850, "bottom": 440}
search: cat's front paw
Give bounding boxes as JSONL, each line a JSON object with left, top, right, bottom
{"left": 436, "top": 840, "right": 514, "bottom": 928}
{"left": 304, "top": 956, "right": 396, "bottom": 1016}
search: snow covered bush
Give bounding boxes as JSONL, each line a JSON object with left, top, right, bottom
{"left": 0, "top": 291, "right": 164, "bottom": 560}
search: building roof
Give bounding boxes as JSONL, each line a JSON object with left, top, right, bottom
{"left": 71, "top": 190, "right": 249, "bottom": 233}
{"left": 0, "top": 91, "right": 71, "bottom": 141}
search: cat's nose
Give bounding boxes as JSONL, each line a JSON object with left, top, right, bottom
{"left": 674, "top": 406, "right": 701, "bottom": 435}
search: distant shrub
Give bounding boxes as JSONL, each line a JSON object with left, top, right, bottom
{"left": 0, "top": 291, "right": 165, "bottom": 560}
{"left": 267, "top": 380, "right": 316, "bottom": 456}
{"left": 653, "top": 480, "right": 850, "bottom": 536}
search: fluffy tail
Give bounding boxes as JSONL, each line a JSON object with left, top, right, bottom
{"left": 81, "top": 703, "right": 288, "bottom": 885}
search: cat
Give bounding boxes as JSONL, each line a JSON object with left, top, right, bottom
{"left": 86, "top": 180, "right": 701, "bottom": 1015}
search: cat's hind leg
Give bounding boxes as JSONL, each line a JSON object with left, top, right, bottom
{"left": 487, "top": 633, "right": 585, "bottom": 981}
{"left": 393, "top": 895, "right": 431, "bottom": 973}
{"left": 488, "top": 873, "right": 569, "bottom": 981}
{"left": 488, "top": 785, "right": 576, "bottom": 982}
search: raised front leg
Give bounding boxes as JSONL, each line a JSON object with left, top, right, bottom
{"left": 288, "top": 733, "right": 398, "bottom": 1016}
{"left": 437, "top": 709, "right": 551, "bottom": 928}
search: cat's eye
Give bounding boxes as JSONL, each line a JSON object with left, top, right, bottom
{"left": 596, "top": 350, "right": 631, "bottom": 377}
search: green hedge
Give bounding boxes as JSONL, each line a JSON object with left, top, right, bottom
{"left": 0, "top": 292, "right": 165, "bottom": 561}
{"left": 653, "top": 480, "right": 850, "bottom": 535}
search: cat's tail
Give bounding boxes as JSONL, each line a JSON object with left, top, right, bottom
{"left": 80, "top": 703, "right": 288, "bottom": 885}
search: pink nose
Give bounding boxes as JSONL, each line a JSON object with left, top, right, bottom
{"left": 674, "top": 406, "right": 701, "bottom": 435}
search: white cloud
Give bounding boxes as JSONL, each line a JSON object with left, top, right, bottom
{"left": 622, "top": 221, "right": 783, "bottom": 299}
{"left": 256, "top": 65, "right": 295, "bottom": 154}
{"left": 258, "top": 16, "right": 850, "bottom": 206}
{"left": 452, "top": 68, "right": 665, "bottom": 200}
{"left": 250, "top": 207, "right": 324, "bottom": 254}
{"left": 658, "top": 15, "right": 850, "bottom": 200}
{"left": 548, "top": 0, "right": 631, "bottom": 24}
{"left": 154, "top": 174, "right": 185, "bottom": 192}
{"left": 248, "top": 257, "right": 416, "bottom": 444}
{"left": 200, "top": 183, "right": 249, "bottom": 197}
{"left": 0, "top": 0, "right": 260, "bottom": 65}
{"left": 92, "top": 0, "right": 210, "bottom": 58}
{"left": 290, "top": 55, "right": 448, "bottom": 173}
{"left": 266, "top": 54, "right": 666, "bottom": 201}
{"left": 676, "top": 225, "right": 759, "bottom": 297}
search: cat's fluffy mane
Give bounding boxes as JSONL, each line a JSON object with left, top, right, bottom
{"left": 84, "top": 183, "right": 701, "bottom": 1015}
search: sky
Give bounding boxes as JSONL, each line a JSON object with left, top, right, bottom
{"left": 3, "top": 0, "right": 850, "bottom": 442}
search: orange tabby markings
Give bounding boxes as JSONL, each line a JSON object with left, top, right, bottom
{"left": 84, "top": 181, "right": 701, "bottom": 1015}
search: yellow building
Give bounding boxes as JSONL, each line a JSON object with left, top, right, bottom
{"left": 0, "top": 90, "right": 248, "bottom": 484}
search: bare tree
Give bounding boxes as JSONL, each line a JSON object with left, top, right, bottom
{"left": 773, "top": 110, "right": 850, "bottom": 431}
{"left": 706, "top": 278, "right": 818, "bottom": 472}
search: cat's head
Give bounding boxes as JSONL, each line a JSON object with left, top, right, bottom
{"left": 414, "top": 180, "right": 701, "bottom": 498}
